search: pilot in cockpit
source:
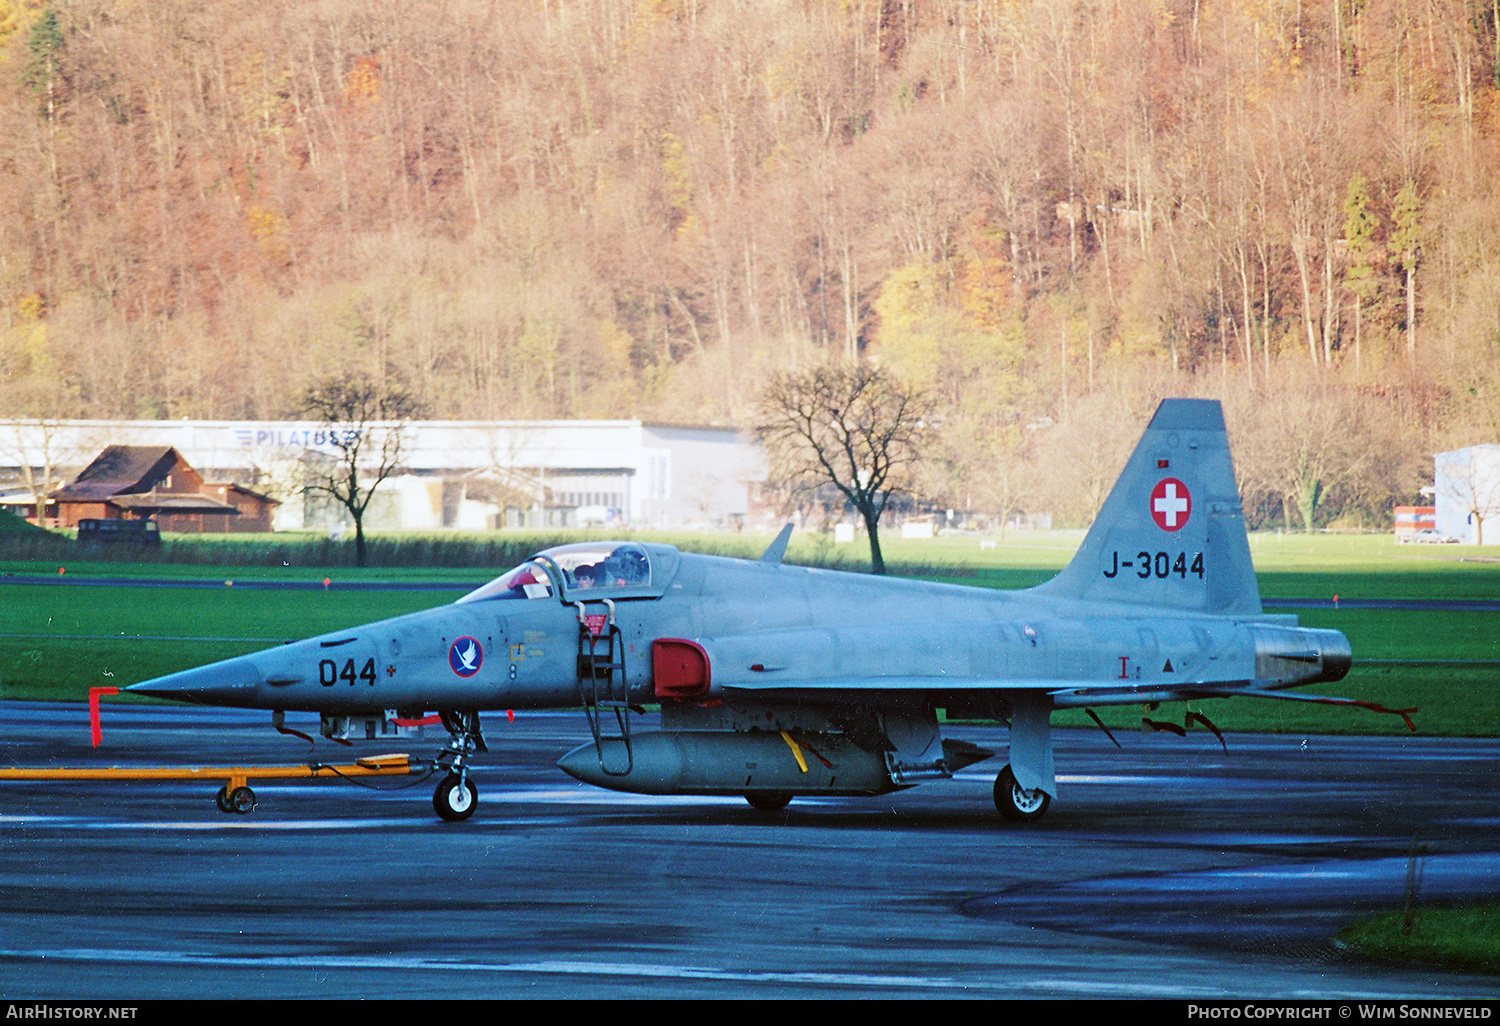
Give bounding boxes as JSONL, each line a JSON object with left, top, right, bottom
{"left": 603, "top": 548, "right": 649, "bottom": 586}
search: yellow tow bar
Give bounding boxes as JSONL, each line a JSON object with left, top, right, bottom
{"left": 0, "top": 753, "right": 426, "bottom": 814}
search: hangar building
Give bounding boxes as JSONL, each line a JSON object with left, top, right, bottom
{"left": 0, "top": 420, "right": 763, "bottom": 533}
{"left": 1434, "top": 444, "right": 1500, "bottom": 545}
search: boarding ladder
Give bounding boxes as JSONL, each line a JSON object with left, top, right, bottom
{"left": 575, "top": 599, "right": 632, "bottom": 776}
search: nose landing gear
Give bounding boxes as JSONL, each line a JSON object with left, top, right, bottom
{"left": 433, "top": 773, "right": 478, "bottom": 821}
{"left": 433, "top": 711, "right": 485, "bottom": 822}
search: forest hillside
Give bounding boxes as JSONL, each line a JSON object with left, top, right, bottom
{"left": 3, "top": 0, "right": 1500, "bottom": 528}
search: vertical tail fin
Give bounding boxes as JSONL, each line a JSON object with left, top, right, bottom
{"left": 1034, "top": 398, "right": 1261, "bottom": 615}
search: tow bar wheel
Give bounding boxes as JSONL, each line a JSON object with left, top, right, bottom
{"left": 216, "top": 784, "right": 256, "bottom": 814}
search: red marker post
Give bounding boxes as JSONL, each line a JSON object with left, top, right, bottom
{"left": 88, "top": 687, "right": 119, "bottom": 747}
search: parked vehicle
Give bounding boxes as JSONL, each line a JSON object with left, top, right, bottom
{"left": 77, "top": 518, "right": 161, "bottom": 548}
{"left": 1398, "top": 528, "right": 1458, "bottom": 544}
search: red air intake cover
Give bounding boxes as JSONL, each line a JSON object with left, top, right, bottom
{"left": 652, "top": 638, "right": 710, "bottom": 699}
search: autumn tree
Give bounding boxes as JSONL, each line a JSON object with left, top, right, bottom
{"left": 1, "top": 0, "right": 1499, "bottom": 517}
{"left": 301, "top": 374, "right": 426, "bottom": 567}
{"left": 1390, "top": 182, "right": 1423, "bottom": 360}
{"left": 1342, "top": 173, "right": 1379, "bottom": 371}
{"left": 757, "top": 362, "right": 932, "bottom": 575}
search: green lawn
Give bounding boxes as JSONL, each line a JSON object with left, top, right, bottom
{"left": 0, "top": 582, "right": 447, "bottom": 703}
{"left": 1337, "top": 903, "right": 1500, "bottom": 975}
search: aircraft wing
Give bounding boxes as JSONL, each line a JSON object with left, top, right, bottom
{"left": 714, "top": 673, "right": 1204, "bottom": 696}
{"left": 714, "top": 675, "right": 1416, "bottom": 729}
{"left": 719, "top": 672, "right": 1300, "bottom": 702}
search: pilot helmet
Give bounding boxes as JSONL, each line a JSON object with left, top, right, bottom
{"left": 604, "top": 546, "right": 648, "bottom": 585}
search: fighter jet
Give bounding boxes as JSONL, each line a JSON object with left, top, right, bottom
{"left": 129, "top": 399, "right": 1394, "bottom": 822}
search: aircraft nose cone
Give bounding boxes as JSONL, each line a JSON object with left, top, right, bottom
{"left": 127, "top": 657, "right": 262, "bottom": 705}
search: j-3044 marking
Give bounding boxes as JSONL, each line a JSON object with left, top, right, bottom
{"left": 1101, "top": 551, "right": 1206, "bottom": 580}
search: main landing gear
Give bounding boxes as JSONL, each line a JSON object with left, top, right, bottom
{"left": 993, "top": 764, "right": 1050, "bottom": 822}
{"left": 744, "top": 791, "right": 793, "bottom": 812}
{"left": 433, "top": 711, "right": 485, "bottom": 822}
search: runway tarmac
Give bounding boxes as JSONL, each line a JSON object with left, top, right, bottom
{"left": 0, "top": 700, "right": 1496, "bottom": 999}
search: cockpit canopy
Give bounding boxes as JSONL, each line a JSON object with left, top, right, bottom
{"left": 456, "top": 542, "right": 670, "bottom": 604}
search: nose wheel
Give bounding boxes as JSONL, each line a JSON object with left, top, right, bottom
{"left": 433, "top": 774, "right": 478, "bottom": 821}
{"left": 432, "top": 710, "right": 484, "bottom": 821}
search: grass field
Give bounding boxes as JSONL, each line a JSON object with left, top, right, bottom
{"left": 1337, "top": 902, "right": 1500, "bottom": 974}
{"left": 0, "top": 528, "right": 1495, "bottom": 737}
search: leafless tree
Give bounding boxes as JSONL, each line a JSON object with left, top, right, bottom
{"left": 1230, "top": 379, "right": 1379, "bottom": 531}
{"left": 757, "top": 362, "right": 932, "bottom": 575}
{"left": 1436, "top": 447, "right": 1500, "bottom": 545}
{"left": 302, "top": 374, "right": 426, "bottom": 566}
{"left": 1032, "top": 390, "right": 1154, "bottom": 527}
{"left": 0, "top": 415, "right": 91, "bottom": 527}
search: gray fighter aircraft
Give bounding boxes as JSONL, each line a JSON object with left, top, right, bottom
{"left": 129, "top": 398, "right": 1397, "bottom": 821}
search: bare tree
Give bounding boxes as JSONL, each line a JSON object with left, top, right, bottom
{"left": 0, "top": 417, "right": 88, "bottom": 527}
{"left": 0, "top": 307, "right": 86, "bottom": 522}
{"left": 1231, "top": 379, "right": 1376, "bottom": 531}
{"left": 1436, "top": 446, "right": 1500, "bottom": 546}
{"left": 757, "top": 362, "right": 932, "bottom": 575}
{"left": 1032, "top": 390, "right": 1153, "bottom": 527}
{"left": 302, "top": 375, "right": 426, "bottom": 566}
{"left": 967, "top": 424, "right": 1034, "bottom": 544}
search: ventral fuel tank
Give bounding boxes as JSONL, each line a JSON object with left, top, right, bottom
{"left": 557, "top": 730, "right": 993, "bottom": 798}
{"left": 559, "top": 731, "right": 895, "bottom": 797}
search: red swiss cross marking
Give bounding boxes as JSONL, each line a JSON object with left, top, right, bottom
{"left": 1150, "top": 478, "right": 1191, "bottom": 532}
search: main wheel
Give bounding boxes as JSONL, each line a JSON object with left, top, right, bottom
{"left": 993, "top": 764, "right": 1050, "bottom": 822}
{"left": 744, "top": 792, "right": 793, "bottom": 812}
{"left": 227, "top": 785, "right": 257, "bottom": 814}
{"left": 215, "top": 786, "right": 235, "bottom": 814}
{"left": 433, "top": 774, "right": 478, "bottom": 821}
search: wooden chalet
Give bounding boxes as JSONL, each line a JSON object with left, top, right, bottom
{"left": 52, "top": 446, "right": 279, "bottom": 533}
